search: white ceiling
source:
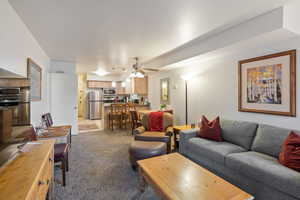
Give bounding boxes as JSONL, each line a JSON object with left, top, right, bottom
{"left": 9, "top": 0, "right": 291, "bottom": 73}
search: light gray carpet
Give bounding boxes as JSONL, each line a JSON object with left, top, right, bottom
{"left": 54, "top": 130, "right": 159, "bottom": 200}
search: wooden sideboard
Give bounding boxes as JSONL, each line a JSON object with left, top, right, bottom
{"left": 0, "top": 139, "right": 55, "bottom": 200}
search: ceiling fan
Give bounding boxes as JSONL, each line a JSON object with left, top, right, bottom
{"left": 130, "top": 57, "right": 159, "bottom": 77}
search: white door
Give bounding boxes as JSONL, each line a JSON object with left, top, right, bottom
{"left": 50, "top": 73, "right": 78, "bottom": 135}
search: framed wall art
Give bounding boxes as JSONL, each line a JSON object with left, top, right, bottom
{"left": 238, "top": 50, "right": 296, "bottom": 117}
{"left": 160, "top": 78, "right": 170, "bottom": 104}
{"left": 27, "top": 58, "right": 42, "bottom": 101}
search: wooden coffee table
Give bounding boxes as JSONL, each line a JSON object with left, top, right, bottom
{"left": 137, "top": 153, "right": 254, "bottom": 200}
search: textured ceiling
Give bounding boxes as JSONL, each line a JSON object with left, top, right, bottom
{"left": 9, "top": 0, "right": 290, "bottom": 72}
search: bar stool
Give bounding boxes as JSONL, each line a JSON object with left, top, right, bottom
{"left": 108, "top": 104, "right": 123, "bottom": 131}
{"left": 129, "top": 110, "right": 141, "bottom": 135}
{"left": 122, "top": 103, "right": 137, "bottom": 129}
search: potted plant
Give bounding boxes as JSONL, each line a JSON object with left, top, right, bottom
{"left": 160, "top": 103, "right": 167, "bottom": 111}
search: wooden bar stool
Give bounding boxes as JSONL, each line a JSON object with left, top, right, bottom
{"left": 108, "top": 104, "right": 123, "bottom": 131}
{"left": 122, "top": 103, "right": 137, "bottom": 130}
{"left": 129, "top": 110, "right": 141, "bottom": 135}
{"left": 121, "top": 104, "right": 129, "bottom": 129}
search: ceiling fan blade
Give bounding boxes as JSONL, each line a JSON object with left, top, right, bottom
{"left": 142, "top": 68, "right": 160, "bottom": 72}
{"left": 137, "top": 69, "right": 146, "bottom": 74}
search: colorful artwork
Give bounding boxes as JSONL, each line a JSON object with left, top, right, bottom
{"left": 239, "top": 50, "right": 296, "bottom": 116}
{"left": 247, "top": 64, "right": 282, "bottom": 104}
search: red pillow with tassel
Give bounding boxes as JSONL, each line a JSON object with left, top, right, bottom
{"left": 279, "top": 132, "right": 300, "bottom": 172}
{"left": 198, "top": 115, "right": 223, "bottom": 142}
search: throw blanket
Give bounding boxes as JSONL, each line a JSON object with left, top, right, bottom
{"left": 149, "top": 111, "right": 164, "bottom": 132}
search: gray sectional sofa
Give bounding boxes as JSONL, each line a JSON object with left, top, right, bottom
{"left": 179, "top": 119, "right": 300, "bottom": 200}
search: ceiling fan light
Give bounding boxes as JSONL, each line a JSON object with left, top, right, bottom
{"left": 129, "top": 71, "right": 144, "bottom": 78}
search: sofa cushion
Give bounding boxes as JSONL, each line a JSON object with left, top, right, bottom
{"left": 279, "top": 132, "right": 300, "bottom": 172}
{"left": 226, "top": 151, "right": 300, "bottom": 198}
{"left": 251, "top": 124, "right": 300, "bottom": 158}
{"left": 186, "top": 137, "right": 246, "bottom": 165}
{"left": 220, "top": 119, "right": 258, "bottom": 150}
{"left": 199, "top": 116, "right": 223, "bottom": 142}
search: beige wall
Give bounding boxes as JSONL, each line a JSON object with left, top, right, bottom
{"left": 149, "top": 36, "right": 300, "bottom": 130}
{"left": 0, "top": 0, "right": 50, "bottom": 126}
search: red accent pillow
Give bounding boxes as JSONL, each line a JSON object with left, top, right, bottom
{"left": 279, "top": 132, "right": 300, "bottom": 172}
{"left": 149, "top": 111, "right": 164, "bottom": 132}
{"left": 198, "top": 116, "right": 223, "bottom": 142}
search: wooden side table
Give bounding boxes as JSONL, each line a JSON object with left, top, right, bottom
{"left": 173, "top": 125, "right": 198, "bottom": 149}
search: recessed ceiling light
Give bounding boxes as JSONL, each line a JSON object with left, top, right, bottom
{"left": 93, "top": 68, "right": 110, "bottom": 76}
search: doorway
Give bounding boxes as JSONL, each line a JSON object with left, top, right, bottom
{"left": 77, "top": 73, "right": 103, "bottom": 133}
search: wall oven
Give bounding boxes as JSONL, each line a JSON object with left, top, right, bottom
{"left": 0, "top": 88, "right": 20, "bottom": 106}
{"left": 0, "top": 87, "right": 30, "bottom": 126}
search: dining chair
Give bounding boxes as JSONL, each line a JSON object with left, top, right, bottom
{"left": 54, "top": 143, "right": 69, "bottom": 186}
{"left": 41, "top": 113, "right": 72, "bottom": 147}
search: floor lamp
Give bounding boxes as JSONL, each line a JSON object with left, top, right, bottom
{"left": 181, "top": 75, "right": 192, "bottom": 125}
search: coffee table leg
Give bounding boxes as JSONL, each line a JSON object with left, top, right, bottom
{"left": 138, "top": 167, "right": 147, "bottom": 193}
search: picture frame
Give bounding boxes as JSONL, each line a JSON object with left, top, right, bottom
{"left": 238, "top": 50, "right": 296, "bottom": 117}
{"left": 160, "top": 78, "right": 170, "bottom": 104}
{"left": 27, "top": 58, "right": 42, "bottom": 101}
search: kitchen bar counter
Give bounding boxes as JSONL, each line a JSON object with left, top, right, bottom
{"left": 103, "top": 103, "right": 150, "bottom": 108}
{"left": 103, "top": 103, "right": 150, "bottom": 130}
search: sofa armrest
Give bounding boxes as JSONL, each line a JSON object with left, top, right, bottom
{"left": 165, "top": 126, "right": 174, "bottom": 137}
{"left": 179, "top": 128, "right": 199, "bottom": 155}
{"left": 133, "top": 126, "right": 146, "bottom": 135}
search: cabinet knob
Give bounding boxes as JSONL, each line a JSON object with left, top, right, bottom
{"left": 38, "top": 180, "right": 50, "bottom": 186}
{"left": 38, "top": 180, "right": 46, "bottom": 186}
{"left": 49, "top": 158, "right": 53, "bottom": 162}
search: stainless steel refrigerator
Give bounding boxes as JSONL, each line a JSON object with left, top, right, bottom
{"left": 88, "top": 90, "right": 103, "bottom": 120}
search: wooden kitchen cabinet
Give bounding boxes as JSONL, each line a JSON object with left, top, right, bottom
{"left": 125, "top": 81, "right": 132, "bottom": 94}
{"left": 87, "top": 77, "right": 148, "bottom": 95}
{"left": 132, "top": 77, "right": 148, "bottom": 95}
{"left": 0, "top": 78, "right": 30, "bottom": 88}
{"left": 87, "top": 81, "right": 112, "bottom": 88}
{"left": 116, "top": 82, "right": 125, "bottom": 95}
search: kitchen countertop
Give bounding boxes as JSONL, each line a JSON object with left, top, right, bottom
{"left": 103, "top": 103, "right": 150, "bottom": 108}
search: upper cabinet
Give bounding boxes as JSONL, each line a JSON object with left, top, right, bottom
{"left": 116, "top": 82, "right": 125, "bottom": 95}
{"left": 87, "top": 77, "right": 148, "bottom": 95}
{"left": 87, "top": 81, "right": 111, "bottom": 88}
{"left": 131, "top": 77, "right": 148, "bottom": 95}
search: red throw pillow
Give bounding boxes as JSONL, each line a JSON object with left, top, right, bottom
{"left": 279, "top": 132, "right": 300, "bottom": 172}
{"left": 149, "top": 111, "right": 164, "bottom": 132}
{"left": 198, "top": 116, "right": 223, "bottom": 142}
